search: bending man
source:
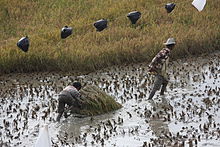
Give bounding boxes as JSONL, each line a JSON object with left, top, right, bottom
{"left": 56, "top": 82, "right": 82, "bottom": 121}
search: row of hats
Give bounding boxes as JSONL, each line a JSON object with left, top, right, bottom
{"left": 17, "top": 0, "right": 206, "bottom": 52}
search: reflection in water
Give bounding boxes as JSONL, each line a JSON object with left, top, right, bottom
{"left": 59, "top": 111, "right": 116, "bottom": 140}
{"left": 149, "top": 97, "right": 170, "bottom": 137}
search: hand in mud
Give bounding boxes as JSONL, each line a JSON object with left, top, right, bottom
{"left": 64, "top": 112, "right": 71, "bottom": 118}
{"left": 77, "top": 99, "right": 86, "bottom": 108}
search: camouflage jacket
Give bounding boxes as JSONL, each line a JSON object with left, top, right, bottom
{"left": 148, "top": 48, "right": 171, "bottom": 76}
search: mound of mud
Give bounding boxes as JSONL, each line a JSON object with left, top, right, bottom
{"left": 70, "top": 85, "right": 122, "bottom": 116}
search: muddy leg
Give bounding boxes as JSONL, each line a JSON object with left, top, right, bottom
{"left": 56, "top": 96, "right": 66, "bottom": 122}
{"left": 148, "top": 75, "right": 162, "bottom": 100}
{"left": 63, "top": 97, "right": 75, "bottom": 118}
{"left": 148, "top": 90, "right": 156, "bottom": 100}
{"left": 64, "top": 105, "right": 73, "bottom": 118}
{"left": 160, "top": 78, "right": 168, "bottom": 95}
{"left": 56, "top": 113, "right": 63, "bottom": 122}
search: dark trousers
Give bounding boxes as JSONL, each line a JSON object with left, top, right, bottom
{"left": 148, "top": 75, "right": 168, "bottom": 99}
{"left": 57, "top": 95, "right": 82, "bottom": 121}
{"left": 57, "top": 95, "right": 74, "bottom": 114}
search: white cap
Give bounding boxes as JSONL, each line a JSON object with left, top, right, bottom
{"left": 164, "top": 38, "right": 176, "bottom": 45}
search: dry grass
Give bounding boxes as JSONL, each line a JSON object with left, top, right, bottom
{"left": 0, "top": 0, "right": 219, "bottom": 73}
{"left": 72, "top": 85, "right": 122, "bottom": 116}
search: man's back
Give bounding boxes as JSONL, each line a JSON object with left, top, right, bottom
{"left": 56, "top": 82, "right": 82, "bottom": 121}
{"left": 59, "top": 86, "right": 81, "bottom": 99}
{"left": 148, "top": 48, "right": 171, "bottom": 76}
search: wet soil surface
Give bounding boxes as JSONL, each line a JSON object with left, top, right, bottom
{"left": 0, "top": 51, "right": 220, "bottom": 147}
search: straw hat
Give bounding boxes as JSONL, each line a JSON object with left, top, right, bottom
{"left": 164, "top": 38, "right": 176, "bottom": 45}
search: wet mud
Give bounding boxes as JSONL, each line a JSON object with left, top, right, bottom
{"left": 0, "top": 51, "right": 220, "bottom": 147}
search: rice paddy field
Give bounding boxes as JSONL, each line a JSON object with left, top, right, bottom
{"left": 0, "top": 50, "right": 220, "bottom": 146}
{"left": 0, "top": 0, "right": 220, "bottom": 146}
{"left": 0, "top": 0, "right": 220, "bottom": 73}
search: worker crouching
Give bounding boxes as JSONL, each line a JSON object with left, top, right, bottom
{"left": 56, "top": 82, "right": 82, "bottom": 122}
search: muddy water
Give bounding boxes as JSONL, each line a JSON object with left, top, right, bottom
{"left": 0, "top": 51, "right": 220, "bottom": 147}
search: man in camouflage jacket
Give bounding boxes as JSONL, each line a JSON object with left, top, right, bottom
{"left": 148, "top": 38, "right": 176, "bottom": 100}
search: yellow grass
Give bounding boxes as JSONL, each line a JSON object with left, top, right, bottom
{"left": 0, "top": 0, "right": 219, "bottom": 73}
{"left": 76, "top": 85, "right": 122, "bottom": 116}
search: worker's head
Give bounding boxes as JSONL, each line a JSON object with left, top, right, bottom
{"left": 164, "top": 38, "right": 175, "bottom": 50}
{"left": 72, "top": 82, "right": 82, "bottom": 90}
